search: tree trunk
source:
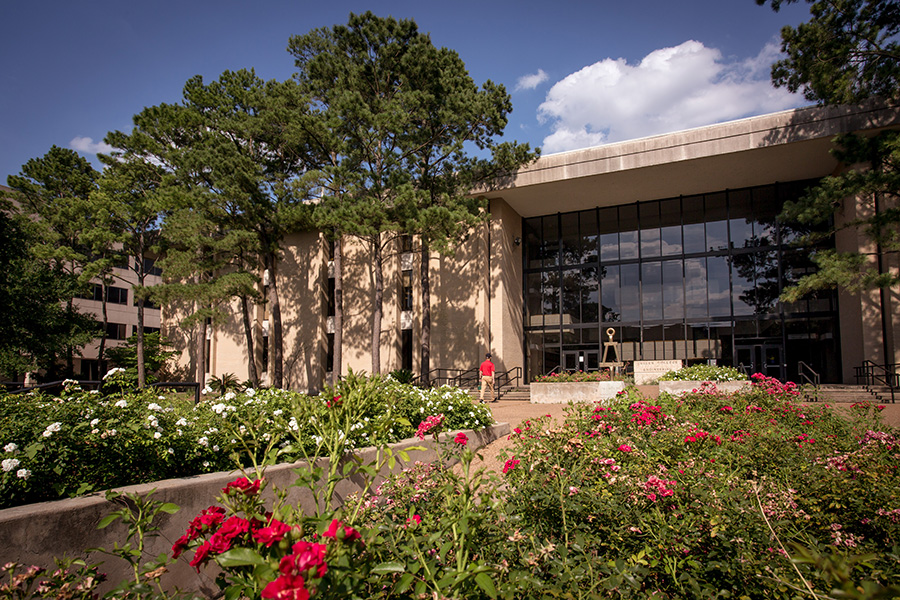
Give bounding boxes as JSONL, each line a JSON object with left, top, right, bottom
{"left": 99, "top": 280, "right": 108, "bottom": 375}
{"left": 267, "top": 253, "right": 284, "bottom": 388}
{"left": 197, "top": 316, "right": 207, "bottom": 386}
{"left": 136, "top": 296, "right": 146, "bottom": 388}
{"left": 420, "top": 241, "right": 431, "bottom": 386}
{"left": 333, "top": 237, "right": 343, "bottom": 380}
{"left": 241, "top": 295, "right": 259, "bottom": 387}
{"left": 371, "top": 236, "right": 383, "bottom": 374}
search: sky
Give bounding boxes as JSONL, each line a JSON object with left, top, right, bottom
{"left": 0, "top": 0, "right": 815, "bottom": 181}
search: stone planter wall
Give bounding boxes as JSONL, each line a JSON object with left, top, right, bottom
{"left": 0, "top": 423, "right": 509, "bottom": 597}
{"left": 530, "top": 381, "right": 626, "bottom": 404}
{"left": 658, "top": 380, "right": 751, "bottom": 396}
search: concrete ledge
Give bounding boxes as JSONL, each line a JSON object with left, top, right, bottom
{"left": 531, "top": 381, "right": 625, "bottom": 404}
{"left": 658, "top": 381, "right": 750, "bottom": 396}
{"left": 0, "top": 422, "right": 509, "bottom": 596}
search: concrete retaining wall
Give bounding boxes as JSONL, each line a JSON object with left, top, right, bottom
{"left": 530, "top": 381, "right": 626, "bottom": 404}
{"left": 0, "top": 423, "right": 509, "bottom": 597}
{"left": 658, "top": 381, "right": 751, "bottom": 396}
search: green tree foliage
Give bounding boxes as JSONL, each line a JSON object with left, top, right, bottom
{"left": 104, "top": 331, "right": 179, "bottom": 386}
{"left": 290, "top": 12, "right": 538, "bottom": 377}
{"left": 0, "top": 208, "right": 96, "bottom": 379}
{"left": 6, "top": 147, "right": 103, "bottom": 375}
{"left": 758, "top": 0, "right": 900, "bottom": 301}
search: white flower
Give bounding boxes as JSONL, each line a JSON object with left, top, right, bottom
{"left": 211, "top": 403, "right": 227, "bottom": 415}
{"left": 147, "top": 403, "right": 162, "bottom": 411}
{"left": 176, "top": 418, "right": 188, "bottom": 426}
{"left": 153, "top": 432, "right": 162, "bottom": 439}
{"left": 202, "top": 461, "right": 210, "bottom": 468}
{"left": 2, "top": 458, "right": 20, "bottom": 472}
{"left": 168, "top": 447, "right": 174, "bottom": 454}
{"left": 115, "top": 400, "right": 128, "bottom": 408}
{"left": 91, "top": 429, "right": 99, "bottom": 435}
{"left": 103, "top": 367, "right": 125, "bottom": 380}
{"left": 223, "top": 391, "right": 236, "bottom": 401}
{"left": 273, "top": 409, "right": 283, "bottom": 416}
{"left": 245, "top": 388, "right": 255, "bottom": 397}
{"left": 212, "top": 445, "right": 219, "bottom": 451}
{"left": 3, "top": 443, "right": 17, "bottom": 453}
{"left": 42, "top": 422, "right": 62, "bottom": 438}
{"left": 198, "top": 437, "right": 209, "bottom": 447}
{"left": 201, "top": 386, "right": 212, "bottom": 395}
{"left": 16, "top": 469, "right": 30, "bottom": 479}
{"left": 157, "top": 395, "right": 166, "bottom": 400}
{"left": 90, "top": 418, "right": 100, "bottom": 427}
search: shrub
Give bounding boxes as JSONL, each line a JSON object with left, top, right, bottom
{"left": 658, "top": 363, "right": 748, "bottom": 381}
{"left": 533, "top": 370, "right": 622, "bottom": 383}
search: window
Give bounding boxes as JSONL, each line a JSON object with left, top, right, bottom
{"left": 401, "top": 270, "right": 413, "bottom": 311}
{"left": 143, "top": 258, "right": 162, "bottom": 277}
{"left": 327, "top": 278, "right": 335, "bottom": 316}
{"left": 401, "top": 329, "right": 413, "bottom": 371}
{"left": 106, "top": 286, "right": 128, "bottom": 305}
{"left": 400, "top": 235, "right": 413, "bottom": 253}
{"left": 105, "top": 322, "right": 127, "bottom": 340}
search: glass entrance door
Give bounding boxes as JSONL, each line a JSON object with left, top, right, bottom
{"left": 562, "top": 350, "right": 600, "bottom": 372}
{"left": 736, "top": 343, "right": 784, "bottom": 380}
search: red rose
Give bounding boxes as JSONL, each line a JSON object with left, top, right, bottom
{"left": 262, "top": 574, "right": 310, "bottom": 600}
{"left": 222, "top": 477, "right": 262, "bottom": 496}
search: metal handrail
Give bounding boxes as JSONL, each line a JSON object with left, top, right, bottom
{"left": 6, "top": 380, "right": 102, "bottom": 394}
{"left": 494, "top": 367, "right": 523, "bottom": 399}
{"left": 448, "top": 367, "right": 480, "bottom": 389}
{"left": 797, "top": 361, "right": 820, "bottom": 387}
{"left": 854, "top": 360, "right": 899, "bottom": 403}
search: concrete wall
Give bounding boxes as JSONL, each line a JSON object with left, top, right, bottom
{"left": 0, "top": 423, "right": 509, "bottom": 597}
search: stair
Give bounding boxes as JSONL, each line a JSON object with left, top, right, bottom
{"left": 467, "top": 385, "right": 531, "bottom": 402}
{"left": 813, "top": 384, "right": 895, "bottom": 404}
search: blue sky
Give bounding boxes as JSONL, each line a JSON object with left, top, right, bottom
{"left": 0, "top": 0, "right": 814, "bottom": 180}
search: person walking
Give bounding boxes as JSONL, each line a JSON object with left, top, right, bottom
{"left": 479, "top": 352, "right": 497, "bottom": 403}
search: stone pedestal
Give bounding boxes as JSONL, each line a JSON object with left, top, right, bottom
{"left": 531, "top": 381, "right": 626, "bottom": 404}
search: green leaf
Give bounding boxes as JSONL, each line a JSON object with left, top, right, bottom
{"left": 97, "top": 514, "right": 121, "bottom": 529}
{"left": 474, "top": 572, "right": 498, "bottom": 598}
{"left": 157, "top": 502, "right": 179, "bottom": 514}
{"left": 216, "top": 548, "right": 266, "bottom": 567}
{"left": 372, "top": 561, "right": 405, "bottom": 574}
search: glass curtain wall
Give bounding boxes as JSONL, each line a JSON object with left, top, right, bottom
{"left": 523, "top": 180, "right": 841, "bottom": 383}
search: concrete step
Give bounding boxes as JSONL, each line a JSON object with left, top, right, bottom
{"left": 813, "top": 385, "right": 894, "bottom": 404}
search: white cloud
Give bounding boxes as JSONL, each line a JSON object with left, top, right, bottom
{"left": 537, "top": 40, "right": 804, "bottom": 154}
{"left": 515, "top": 69, "right": 549, "bottom": 91}
{"left": 69, "top": 136, "right": 114, "bottom": 155}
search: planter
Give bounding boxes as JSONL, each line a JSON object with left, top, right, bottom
{"left": 658, "top": 380, "right": 750, "bottom": 396}
{"left": 530, "top": 381, "right": 625, "bottom": 404}
{"left": 0, "top": 423, "right": 509, "bottom": 597}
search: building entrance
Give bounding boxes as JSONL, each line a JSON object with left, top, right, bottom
{"left": 736, "top": 342, "right": 784, "bottom": 380}
{"left": 562, "top": 349, "right": 600, "bottom": 372}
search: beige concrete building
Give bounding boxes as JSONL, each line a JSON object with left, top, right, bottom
{"left": 170, "top": 101, "right": 900, "bottom": 390}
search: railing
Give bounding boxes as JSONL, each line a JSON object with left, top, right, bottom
{"left": 4, "top": 379, "right": 202, "bottom": 404}
{"left": 5, "top": 380, "right": 102, "bottom": 394}
{"left": 494, "top": 367, "right": 522, "bottom": 399}
{"left": 448, "top": 368, "right": 480, "bottom": 389}
{"left": 854, "top": 360, "right": 900, "bottom": 404}
{"left": 412, "top": 368, "right": 475, "bottom": 388}
{"left": 797, "top": 361, "right": 821, "bottom": 402}
{"left": 736, "top": 363, "right": 750, "bottom": 377}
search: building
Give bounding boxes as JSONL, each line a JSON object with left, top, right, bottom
{"left": 171, "top": 101, "right": 900, "bottom": 390}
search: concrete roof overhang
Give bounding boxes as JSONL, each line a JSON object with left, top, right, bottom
{"left": 481, "top": 101, "right": 900, "bottom": 218}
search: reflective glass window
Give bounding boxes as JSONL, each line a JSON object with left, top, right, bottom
{"left": 581, "top": 267, "right": 599, "bottom": 323}
{"left": 752, "top": 186, "right": 779, "bottom": 245}
{"left": 526, "top": 273, "right": 543, "bottom": 327}
{"left": 601, "top": 265, "right": 620, "bottom": 322}
{"left": 560, "top": 212, "right": 580, "bottom": 266}
{"left": 660, "top": 198, "right": 682, "bottom": 256}
{"left": 640, "top": 202, "right": 661, "bottom": 258}
{"left": 641, "top": 261, "right": 662, "bottom": 321}
{"left": 662, "top": 260, "right": 684, "bottom": 321}
{"left": 707, "top": 255, "right": 731, "bottom": 317}
{"left": 620, "top": 263, "right": 641, "bottom": 322}
{"left": 542, "top": 215, "right": 559, "bottom": 267}
{"left": 524, "top": 218, "right": 542, "bottom": 269}
{"left": 684, "top": 258, "right": 708, "bottom": 319}
{"left": 729, "top": 189, "right": 754, "bottom": 250}
{"left": 705, "top": 193, "right": 729, "bottom": 251}
{"left": 683, "top": 195, "right": 706, "bottom": 254}
{"left": 580, "top": 210, "right": 599, "bottom": 264}
{"left": 619, "top": 205, "right": 639, "bottom": 260}
{"left": 599, "top": 207, "right": 619, "bottom": 262}
{"left": 541, "top": 271, "right": 560, "bottom": 317}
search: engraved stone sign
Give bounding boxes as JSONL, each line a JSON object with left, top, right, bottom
{"left": 633, "top": 359, "right": 682, "bottom": 385}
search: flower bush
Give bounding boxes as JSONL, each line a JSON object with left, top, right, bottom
{"left": 657, "top": 363, "right": 748, "bottom": 381}
{"left": 0, "top": 372, "right": 492, "bottom": 509}
{"left": 533, "top": 370, "right": 622, "bottom": 383}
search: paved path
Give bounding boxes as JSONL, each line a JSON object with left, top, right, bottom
{"left": 463, "top": 398, "right": 900, "bottom": 478}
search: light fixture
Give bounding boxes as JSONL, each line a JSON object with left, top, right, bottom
{"left": 514, "top": 236, "right": 521, "bottom": 246}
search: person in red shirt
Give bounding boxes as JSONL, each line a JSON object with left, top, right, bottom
{"left": 479, "top": 352, "right": 496, "bottom": 403}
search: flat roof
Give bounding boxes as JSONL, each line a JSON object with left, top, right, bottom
{"left": 484, "top": 101, "right": 900, "bottom": 217}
